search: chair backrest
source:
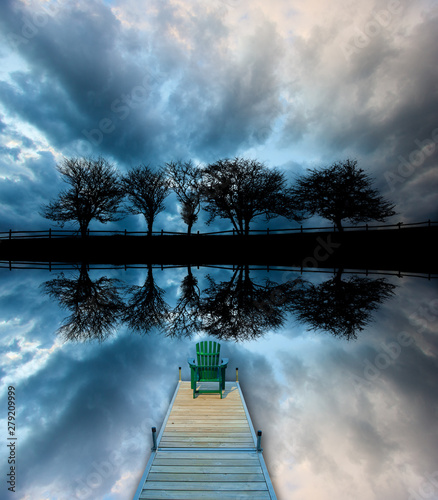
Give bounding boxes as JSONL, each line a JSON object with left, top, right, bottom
{"left": 196, "top": 341, "right": 221, "bottom": 380}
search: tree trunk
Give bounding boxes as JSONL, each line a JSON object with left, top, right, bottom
{"left": 244, "top": 219, "right": 250, "bottom": 236}
{"left": 80, "top": 221, "right": 89, "bottom": 238}
{"left": 147, "top": 219, "right": 153, "bottom": 237}
{"left": 187, "top": 222, "right": 192, "bottom": 236}
{"left": 335, "top": 219, "right": 344, "bottom": 232}
{"left": 334, "top": 267, "right": 344, "bottom": 283}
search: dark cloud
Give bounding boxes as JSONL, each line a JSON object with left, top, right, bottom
{"left": 0, "top": 0, "right": 436, "bottom": 229}
{"left": 0, "top": 149, "right": 58, "bottom": 231}
{"left": 12, "top": 334, "right": 175, "bottom": 497}
{"left": 0, "top": 2, "right": 437, "bottom": 499}
{"left": 0, "top": 0, "right": 289, "bottom": 167}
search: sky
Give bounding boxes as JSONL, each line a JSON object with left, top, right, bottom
{"left": 0, "top": 0, "right": 437, "bottom": 235}
{"left": 0, "top": 1, "right": 438, "bottom": 499}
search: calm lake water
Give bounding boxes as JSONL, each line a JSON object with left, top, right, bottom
{"left": 0, "top": 264, "right": 437, "bottom": 500}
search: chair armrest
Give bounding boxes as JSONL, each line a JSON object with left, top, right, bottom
{"left": 219, "top": 358, "right": 229, "bottom": 367}
{"left": 187, "top": 358, "right": 197, "bottom": 368}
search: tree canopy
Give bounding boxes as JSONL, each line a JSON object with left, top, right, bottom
{"left": 121, "top": 164, "right": 170, "bottom": 236}
{"left": 201, "top": 157, "right": 300, "bottom": 235}
{"left": 287, "top": 271, "right": 396, "bottom": 339}
{"left": 166, "top": 160, "right": 202, "bottom": 235}
{"left": 293, "top": 159, "right": 396, "bottom": 231}
{"left": 40, "top": 155, "right": 399, "bottom": 236}
{"left": 40, "top": 157, "right": 124, "bottom": 237}
{"left": 42, "top": 263, "right": 125, "bottom": 342}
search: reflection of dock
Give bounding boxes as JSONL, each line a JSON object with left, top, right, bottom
{"left": 133, "top": 379, "right": 277, "bottom": 499}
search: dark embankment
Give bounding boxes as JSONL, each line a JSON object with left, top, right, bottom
{"left": 0, "top": 226, "right": 436, "bottom": 273}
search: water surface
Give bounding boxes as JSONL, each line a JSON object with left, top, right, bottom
{"left": 0, "top": 265, "right": 437, "bottom": 500}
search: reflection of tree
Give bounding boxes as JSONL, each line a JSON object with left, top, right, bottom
{"left": 42, "top": 264, "right": 397, "bottom": 343}
{"left": 42, "top": 263, "right": 125, "bottom": 341}
{"left": 198, "top": 265, "right": 301, "bottom": 340}
{"left": 288, "top": 271, "right": 396, "bottom": 339}
{"left": 121, "top": 264, "right": 170, "bottom": 334}
{"left": 165, "top": 266, "right": 202, "bottom": 338}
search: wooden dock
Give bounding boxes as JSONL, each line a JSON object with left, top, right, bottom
{"left": 133, "top": 379, "right": 277, "bottom": 499}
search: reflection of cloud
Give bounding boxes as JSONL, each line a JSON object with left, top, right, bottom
{"left": 111, "top": 471, "right": 137, "bottom": 496}
{"left": 0, "top": 322, "right": 63, "bottom": 392}
{"left": 0, "top": 269, "right": 437, "bottom": 499}
{"left": 241, "top": 278, "right": 438, "bottom": 500}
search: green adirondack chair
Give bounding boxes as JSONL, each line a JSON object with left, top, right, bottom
{"left": 188, "top": 341, "right": 228, "bottom": 398}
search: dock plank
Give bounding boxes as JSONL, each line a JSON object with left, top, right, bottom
{"left": 142, "top": 480, "right": 268, "bottom": 491}
{"left": 133, "top": 381, "right": 277, "bottom": 500}
{"left": 150, "top": 466, "right": 262, "bottom": 473}
{"left": 139, "top": 491, "right": 271, "bottom": 499}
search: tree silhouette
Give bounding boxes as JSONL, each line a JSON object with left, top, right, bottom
{"left": 121, "top": 264, "right": 170, "bottom": 334}
{"left": 164, "top": 265, "right": 202, "bottom": 338}
{"left": 122, "top": 165, "right": 169, "bottom": 236}
{"left": 201, "top": 157, "right": 300, "bottom": 235}
{"left": 293, "top": 159, "right": 396, "bottom": 231}
{"left": 41, "top": 157, "right": 125, "bottom": 237}
{"left": 198, "top": 265, "right": 300, "bottom": 340}
{"left": 166, "top": 161, "right": 202, "bottom": 235}
{"left": 41, "top": 264, "right": 125, "bottom": 341}
{"left": 287, "top": 271, "right": 396, "bottom": 339}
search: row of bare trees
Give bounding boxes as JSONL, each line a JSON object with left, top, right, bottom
{"left": 42, "top": 264, "right": 396, "bottom": 342}
{"left": 41, "top": 156, "right": 396, "bottom": 236}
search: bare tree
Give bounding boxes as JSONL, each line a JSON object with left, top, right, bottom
{"left": 292, "top": 159, "right": 396, "bottom": 231}
{"left": 201, "top": 157, "right": 300, "bottom": 235}
{"left": 164, "top": 265, "right": 202, "bottom": 338}
{"left": 41, "top": 264, "right": 125, "bottom": 342}
{"left": 287, "top": 271, "right": 396, "bottom": 339}
{"left": 122, "top": 165, "right": 170, "bottom": 236}
{"left": 198, "top": 265, "right": 298, "bottom": 340}
{"left": 166, "top": 160, "right": 202, "bottom": 235}
{"left": 121, "top": 264, "right": 170, "bottom": 334}
{"left": 41, "top": 157, "right": 124, "bottom": 237}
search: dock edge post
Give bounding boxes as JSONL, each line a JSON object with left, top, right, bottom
{"left": 179, "top": 366, "right": 181, "bottom": 381}
{"left": 151, "top": 427, "right": 157, "bottom": 451}
{"left": 236, "top": 367, "right": 239, "bottom": 382}
{"left": 257, "top": 430, "right": 263, "bottom": 452}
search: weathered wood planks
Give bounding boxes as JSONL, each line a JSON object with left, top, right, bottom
{"left": 160, "top": 381, "right": 254, "bottom": 449}
{"left": 133, "top": 381, "right": 277, "bottom": 500}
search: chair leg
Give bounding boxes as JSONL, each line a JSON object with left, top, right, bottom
{"left": 190, "top": 368, "right": 195, "bottom": 390}
{"left": 221, "top": 367, "right": 226, "bottom": 390}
